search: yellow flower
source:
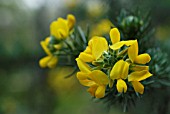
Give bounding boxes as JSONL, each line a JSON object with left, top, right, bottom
{"left": 86, "top": 1, "right": 106, "bottom": 17}
{"left": 50, "top": 14, "right": 76, "bottom": 39}
{"left": 110, "top": 60, "right": 129, "bottom": 93}
{"left": 77, "top": 70, "right": 109, "bottom": 98}
{"left": 76, "top": 58, "right": 109, "bottom": 98}
{"left": 90, "top": 19, "right": 113, "bottom": 36}
{"left": 76, "top": 36, "right": 109, "bottom": 98}
{"left": 78, "top": 36, "right": 108, "bottom": 62}
{"left": 128, "top": 70, "right": 152, "bottom": 94}
{"left": 128, "top": 40, "right": 151, "bottom": 64}
{"left": 127, "top": 40, "right": 150, "bottom": 72}
{"left": 127, "top": 40, "right": 152, "bottom": 94}
{"left": 67, "top": 14, "right": 76, "bottom": 30}
{"left": 76, "top": 58, "right": 91, "bottom": 73}
{"left": 39, "top": 37, "right": 58, "bottom": 68}
{"left": 47, "top": 67, "right": 77, "bottom": 95}
{"left": 75, "top": 27, "right": 153, "bottom": 98}
{"left": 109, "top": 28, "right": 136, "bottom": 50}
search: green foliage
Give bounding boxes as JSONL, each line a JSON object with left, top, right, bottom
{"left": 147, "top": 48, "right": 170, "bottom": 87}
{"left": 114, "top": 9, "right": 155, "bottom": 53}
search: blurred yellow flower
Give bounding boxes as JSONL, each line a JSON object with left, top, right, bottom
{"left": 110, "top": 60, "right": 129, "bottom": 93}
{"left": 39, "top": 14, "right": 76, "bottom": 68}
{"left": 50, "top": 14, "right": 76, "bottom": 39}
{"left": 65, "top": 0, "right": 80, "bottom": 9}
{"left": 48, "top": 67, "right": 77, "bottom": 95}
{"left": 90, "top": 19, "right": 113, "bottom": 36}
{"left": 86, "top": 1, "right": 107, "bottom": 18}
{"left": 39, "top": 37, "right": 58, "bottom": 68}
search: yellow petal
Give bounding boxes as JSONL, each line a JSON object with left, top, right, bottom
{"left": 128, "top": 70, "right": 152, "bottom": 82}
{"left": 79, "top": 80, "right": 96, "bottom": 87}
{"left": 131, "top": 81, "right": 144, "bottom": 94}
{"left": 116, "top": 79, "right": 127, "bottom": 93}
{"left": 128, "top": 40, "right": 138, "bottom": 63}
{"left": 121, "top": 61, "right": 130, "bottom": 79}
{"left": 87, "top": 85, "right": 98, "bottom": 97}
{"left": 57, "top": 17, "right": 67, "bottom": 23}
{"left": 45, "top": 37, "right": 50, "bottom": 44}
{"left": 110, "top": 40, "right": 136, "bottom": 50}
{"left": 76, "top": 58, "right": 91, "bottom": 73}
{"left": 67, "top": 14, "right": 76, "bottom": 30}
{"left": 95, "top": 85, "right": 106, "bottom": 98}
{"left": 47, "top": 56, "right": 58, "bottom": 68}
{"left": 40, "top": 38, "right": 51, "bottom": 55}
{"left": 91, "top": 37, "right": 108, "bottom": 60}
{"left": 88, "top": 38, "right": 93, "bottom": 49}
{"left": 77, "top": 72, "right": 96, "bottom": 87}
{"left": 39, "top": 56, "right": 52, "bottom": 68}
{"left": 130, "top": 65, "right": 149, "bottom": 71}
{"left": 79, "top": 52, "right": 95, "bottom": 62}
{"left": 122, "top": 40, "right": 137, "bottom": 46}
{"left": 77, "top": 72, "right": 88, "bottom": 80}
{"left": 110, "top": 42, "right": 124, "bottom": 50}
{"left": 89, "top": 70, "right": 109, "bottom": 85}
{"left": 58, "top": 29, "right": 68, "bottom": 38}
{"left": 110, "top": 28, "right": 120, "bottom": 44}
{"left": 50, "top": 19, "right": 69, "bottom": 39}
{"left": 110, "top": 60, "right": 129, "bottom": 80}
{"left": 84, "top": 46, "right": 92, "bottom": 54}
{"left": 134, "top": 53, "right": 151, "bottom": 64}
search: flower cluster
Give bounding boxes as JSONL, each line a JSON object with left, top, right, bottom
{"left": 39, "top": 14, "right": 76, "bottom": 68}
{"left": 76, "top": 28, "right": 152, "bottom": 98}
{"left": 38, "top": 12, "right": 170, "bottom": 112}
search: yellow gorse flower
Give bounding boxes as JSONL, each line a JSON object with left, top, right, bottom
{"left": 39, "top": 14, "right": 76, "bottom": 69}
{"left": 77, "top": 70, "right": 109, "bottom": 98}
{"left": 76, "top": 27, "right": 152, "bottom": 98}
{"left": 76, "top": 58, "right": 91, "bottom": 73}
{"left": 50, "top": 14, "right": 76, "bottom": 39}
{"left": 127, "top": 40, "right": 152, "bottom": 94}
{"left": 109, "top": 29, "right": 152, "bottom": 94}
{"left": 109, "top": 28, "right": 136, "bottom": 50}
{"left": 39, "top": 37, "right": 58, "bottom": 68}
{"left": 90, "top": 19, "right": 113, "bottom": 37}
{"left": 128, "top": 70, "right": 152, "bottom": 94}
{"left": 128, "top": 40, "right": 151, "bottom": 64}
{"left": 110, "top": 60, "right": 129, "bottom": 93}
{"left": 76, "top": 58, "right": 109, "bottom": 98}
{"left": 78, "top": 36, "right": 108, "bottom": 62}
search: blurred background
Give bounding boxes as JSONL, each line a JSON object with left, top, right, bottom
{"left": 0, "top": 0, "right": 170, "bottom": 114}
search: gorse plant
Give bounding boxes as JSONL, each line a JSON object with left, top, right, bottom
{"left": 39, "top": 10, "right": 170, "bottom": 112}
{"left": 39, "top": 14, "right": 76, "bottom": 68}
{"left": 76, "top": 28, "right": 152, "bottom": 111}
